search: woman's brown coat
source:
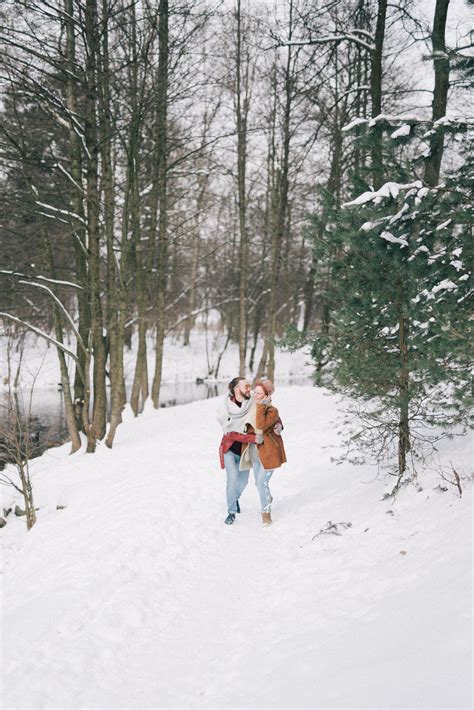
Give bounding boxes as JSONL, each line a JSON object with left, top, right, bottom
{"left": 255, "top": 402, "right": 287, "bottom": 470}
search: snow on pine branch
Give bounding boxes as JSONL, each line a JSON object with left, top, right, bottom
{"left": 379, "top": 231, "right": 408, "bottom": 248}
{"left": 343, "top": 114, "right": 474, "bottom": 135}
{"left": 343, "top": 181, "right": 423, "bottom": 207}
{"left": 342, "top": 117, "right": 367, "bottom": 132}
{"left": 342, "top": 114, "right": 426, "bottom": 132}
{"left": 432, "top": 116, "right": 474, "bottom": 129}
{"left": 360, "top": 217, "right": 388, "bottom": 232}
{"left": 422, "top": 116, "right": 474, "bottom": 139}
{"left": 391, "top": 125, "right": 411, "bottom": 139}
{"left": 412, "top": 280, "right": 459, "bottom": 304}
{"left": 432, "top": 279, "right": 458, "bottom": 294}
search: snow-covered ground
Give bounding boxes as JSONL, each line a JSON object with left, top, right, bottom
{"left": 2, "top": 386, "right": 472, "bottom": 709}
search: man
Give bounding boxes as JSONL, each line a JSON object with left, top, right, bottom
{"left": 216, "top": 377, "right": 256, "bottom": 525}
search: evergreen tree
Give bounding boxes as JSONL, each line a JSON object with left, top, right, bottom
{"left": 292, "top": 123, "right": 472, "bottom": 485}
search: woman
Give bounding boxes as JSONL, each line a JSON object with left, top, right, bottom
{"left": 241, "top": 380, "right": 287, "bottom": 526}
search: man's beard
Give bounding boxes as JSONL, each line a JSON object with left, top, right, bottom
{"left": 243, "top": 391, "right": 251, "bottom": 400}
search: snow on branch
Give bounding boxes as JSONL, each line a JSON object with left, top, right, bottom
{"left": 343, "top": 114, "right": 474, "bottom": 135}
{"left": 368, "top": 114, "right": 427, "bottom": 127}
{"left": 380, "top": 231, "right": 408, "bottom": 248}
{"left": 1, "top": 270, "right": 83, "bottom": 290}
{"left": 271, "top": 29, "right": 375, "bottom": 52}
{"left": 35, "top": 275, "right": 83, "bottom": 290}
{"left": 343, "top": 181, "right": 423, "bottom": 207}
{"left": 432, "top": 279, "right": 458, "bottom": 294}
{"left": 360, "top": 217, "right": 389, "bottom": 232}
{"left": 391, "top": 125, "right": 411, "bottom": 139}
{"left": 0, "top": 313, "right": 78, "bottom": 361}
{"left": 431, "top": 116, "right": 474, "bottom": 131}
{"left": 36, "top": 212, "right": 70, "bottom": 225}
{"left": 342, "top": 114, "right": 430, "bottom": 132}
{"left": 54, "top": 162, "right": 84, "bottom": 193}
{"left": 422, "top": 50, "right": 449, "bottom": 61}
{"left": 0, "top": 269, "right": 26, "bottom": 278}
{"left": 72, "top": 232, "right": 89, "bottom": 259}
{"left": 342, "top": 117, "right": 368, "bottom": 132}
{"left": 17, "top": 280, "right": 87, "bottom": 357}
{"left": 35, "top": 201, "right": 86, "bottom": 225}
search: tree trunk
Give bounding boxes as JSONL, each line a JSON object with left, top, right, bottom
{"left": 19, "top": 463, "right": 37, "bottom": 530}
{"left": 424, "top": 0, "right": 450, "bottom": 187}
{"left": 98, "top": 0, "right": 127, "bottom": 446}
{"left": 183, "top": 231, "right": 200, "bottom": 347}
{"left": 397, "top": 285, "right": 410, "bottom": 478}
{"left": 370, "top": 0, "right": 387, "bottom": 190}
{"left": 235, "top": 0, "right": 249, "bottom": 377}
{"left": 64, "top": 0, "right": 91, "bottom": 434}
{"left": 43, "top": 237, "right": 82, "bottom": 454}
{"left": 249, "top": 299, "right": 264, "bottom": 372}
{"left": 151, "top": 0, "right": 169, "bottom": 408}
{"left": 106, "top": 0, "right": 141, "bottom": 444}
{"left": 130, "top": 305, "right": 149, "bottom": 415}
{"left": 302, "top": 249, "right": 317, "bottom": 332}
{"left": 256, "top": 7, "right": 294, "bottom": 382}
{"left": 124, "top": 124, "right": 144, "bottom": 418}
{"left": 57, "top": 346, "right": 82, "bottom": 454}
{"left": 183, "top": 171, "right": 208, "bottom": 346}
{"left": 85, "top": 0, "right": 107, "bottom": 452}
{"left": 130, "top": 175, "right": 149, "bottom": 415}
{"left": 101, "top": 27, "right": 124, "bottom": 445}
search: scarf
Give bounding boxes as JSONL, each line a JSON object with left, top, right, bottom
{"left": 218, "top": 394, "right": 253, "bottom": 434}
{"left": 239, "top": 401, "right": 263, "bottom": 470}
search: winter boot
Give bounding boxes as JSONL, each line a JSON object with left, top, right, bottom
{"left": 224, "top": 513, "right": 236, "bottom": 525}
{"left": 236, "top": 500, "right": 241, "bottom": 514}
{"left": 261, "top": 512, "right": 272, "bottom": 526}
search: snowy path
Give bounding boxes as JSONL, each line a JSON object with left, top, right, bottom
{"left": 2, "top": 388, "right": 472, "bottom": 709}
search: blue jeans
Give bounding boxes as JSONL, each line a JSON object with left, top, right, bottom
{"left": 252, "top": 455, "right": 274, "bottom": 513}
{"left": 224, "top": 451, "right": 249, "bottom": 514}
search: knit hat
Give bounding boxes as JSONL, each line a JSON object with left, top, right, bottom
{"left": 255, "top": 379, "right": 275, "bottom": 396}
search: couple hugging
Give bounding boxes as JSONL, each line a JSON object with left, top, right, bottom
{"left": 216, "top": 377, "right": 287, "bottom": 526}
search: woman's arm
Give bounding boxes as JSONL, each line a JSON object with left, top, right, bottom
{"left": 256, "top": 403, "right": 279, "bottom": 432}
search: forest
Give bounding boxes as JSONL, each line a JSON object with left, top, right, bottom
{"left": 0, "top": 1, "right": 472, "bottom": 497}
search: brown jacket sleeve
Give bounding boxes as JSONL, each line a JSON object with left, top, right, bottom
{"left": 256, "top": 403, "right": 279, "bottom": 432}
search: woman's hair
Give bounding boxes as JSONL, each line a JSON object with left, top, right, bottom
{"left": 254, "top": 381, "right": 268, "bottom": 396}
{"left": 228, "top": 376, "right": 242, "bottom": 394}
{"left": 254, "top": 380, "right": 274, "bottom": 396}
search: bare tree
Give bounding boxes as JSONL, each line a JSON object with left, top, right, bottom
{"left": 0, "top": 339, "right": 44, "bottom": 530}
{"left": 256, "top": 0, "right": 296, "bottom": 381}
